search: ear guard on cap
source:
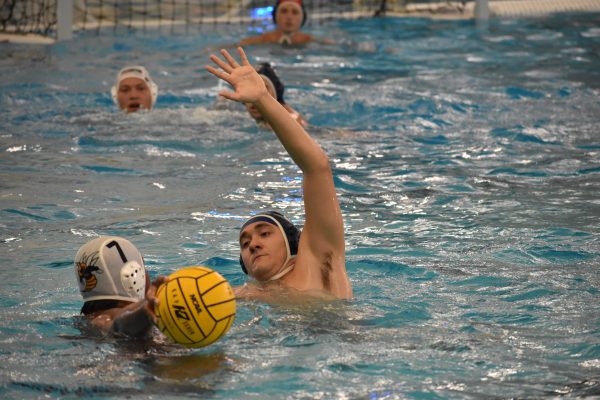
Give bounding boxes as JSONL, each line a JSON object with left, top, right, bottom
{"left": 110, "top": 65, "right": 158, "bottom": 110}
{"left": 120, "top": 260, "right": 146, "bottom": 298}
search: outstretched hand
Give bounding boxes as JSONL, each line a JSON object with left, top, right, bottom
{"left": 206, "top": 47, "right": 267, "bottom": 104}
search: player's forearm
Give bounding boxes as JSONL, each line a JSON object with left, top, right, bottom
{"left": 111, "top": 300, "right": 153, "bottom": 337}
{"left": 256, "top": 94, "right": 329, "bottom": 173}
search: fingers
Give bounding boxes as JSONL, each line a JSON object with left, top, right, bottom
{"left": 207, "top": 47, "right": 248, "bottom": 75}
{"left": 205, "top": 65, "right": 229, "bottom": 82}
{"left": 147, "top": 296, "right": 159, "bottom": 308}
{"left": 145, "top": 293, "right": 159, "bottom": 323}
{"left": 220, "top": 49, "right": 240, "bottom": 69}
{"left": 144, "top": 301, "right": 158, "bottom": 324}
{"left": 152, "top": 275, "right": 169, "bottom": 286}
{"left": 206, "top": 47, "right": 249, "bottom": 102}
{"left": 218, "top": 90, "right": 241, "bottom": 102}
{"left": 147, "top": 275, "right": 168, "bottom": 299}
{"left": 209, "top": 54, "right": 232, "bottom": 74}
{"left": 237, "top": 47, "right": 250, "bottom": 66}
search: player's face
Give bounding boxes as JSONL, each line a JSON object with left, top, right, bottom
{"left": 117, "top": 77, "right": 152, "bottom": 113}
{"left": 275, "top": 3, "right": 303, "bottom": 34}
{"left": 239, "top": 222, "right": 287, "bottom": 281}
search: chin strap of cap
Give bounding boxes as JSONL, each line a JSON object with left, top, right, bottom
{"left": 267, "top": 256, "right": 296, "bottom": 281}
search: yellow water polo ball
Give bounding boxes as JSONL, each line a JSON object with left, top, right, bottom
{"left": 155, "top": 266, "right": 236, "bottom": 348}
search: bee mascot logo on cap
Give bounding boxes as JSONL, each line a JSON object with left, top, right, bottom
{"left": 76, "top": 252, "right": 102, "bottom": 292}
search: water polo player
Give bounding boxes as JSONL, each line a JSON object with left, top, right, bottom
{"left": 111, "top": 66, "right": 158, "bottom": 113}
{"left": 206, "top": 47, "right": 352, "bottom": 299}
{"left": 239, "top": 0, "right": 333, "bottom": 46}
{"left": 246, "top": 62, "right": 307, "bottom": 128}
{"left": 74, "top": 236, "right": 167, "bottom": 337}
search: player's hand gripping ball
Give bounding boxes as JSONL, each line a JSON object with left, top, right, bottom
{"left": 155, "top": 266, "right": 236, "bottom": 347}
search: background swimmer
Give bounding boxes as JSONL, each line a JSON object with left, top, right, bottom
{"left": 239, "top": 0, "right": 333, "bottom": 46}
{"left": 111, "top": 66, "right": 158, "bottom": 113}
{"left": 247, "top": 62, "right": 307, "bottom": 128}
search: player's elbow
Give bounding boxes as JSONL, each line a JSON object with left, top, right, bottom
{"left": 309, "top": 149, "right": 332, "bottom": 174}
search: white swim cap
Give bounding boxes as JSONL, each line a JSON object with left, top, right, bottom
{"left": 74, "top": 236, "right": 147, "bottom": 303}
{"left": 110, "top": 66, "right": 158, "bottom": 108}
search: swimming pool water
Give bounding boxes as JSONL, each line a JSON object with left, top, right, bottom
{"left": 1, "top": 13, "right": 599, "bottom": 399}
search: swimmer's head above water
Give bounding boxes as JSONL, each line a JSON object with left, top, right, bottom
{"left": 111, "top": 66, "right": 158, "bottom": 113}
{"left": 246, "top": 63, "right": 285, "bottom": 122}
{"left": 273, "top": 0, "right": 307, "bottom": 34}
{"left": 74, "top": 236, "right": 149, "bottom": 314}
{"left": 258, "top": 63, "right": 285, "bottom": 104}
{"left": 237, "top": 0, "right": 318, "bottom": 47}
{"left": 239, "top": 211, "right": 301, "bottom": 282}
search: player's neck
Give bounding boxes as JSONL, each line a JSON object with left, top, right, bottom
{"left": 269, "top": 258, "right": 296, "bottom": 282}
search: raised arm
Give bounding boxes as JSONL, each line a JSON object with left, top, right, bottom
{"left": 206, "top": 48, "right": 348, "bottom": 296}
{"left": 206, "top": 48, "right": 316, "bottom": 170}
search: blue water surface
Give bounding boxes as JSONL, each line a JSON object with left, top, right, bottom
{"left": 0, "top": 12, "right": 599, "bottom": 399}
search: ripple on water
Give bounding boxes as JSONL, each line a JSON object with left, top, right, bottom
{"left": 0, "top": 13, "right": 599, "bottom": 400}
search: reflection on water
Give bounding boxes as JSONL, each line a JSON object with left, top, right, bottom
{"left": 143, "top": 352, "right": 236, "bottom": 394}
{"left": 0, "top": 13, "right": 599, "bottom": 399}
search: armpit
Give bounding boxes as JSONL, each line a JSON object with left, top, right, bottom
{"left": 320, "top": 251, "right": 333, "bottom": 290}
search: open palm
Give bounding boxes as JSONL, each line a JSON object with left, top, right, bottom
{"left": 206, "top": 47, "right": 266, "bottom": 104}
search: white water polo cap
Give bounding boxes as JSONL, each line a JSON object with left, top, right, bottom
{"left": 110, "top": 66, "right": 158, "bottom": 108}
{"left": 74, "top": 236, "right": 147, "bottom": 303}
